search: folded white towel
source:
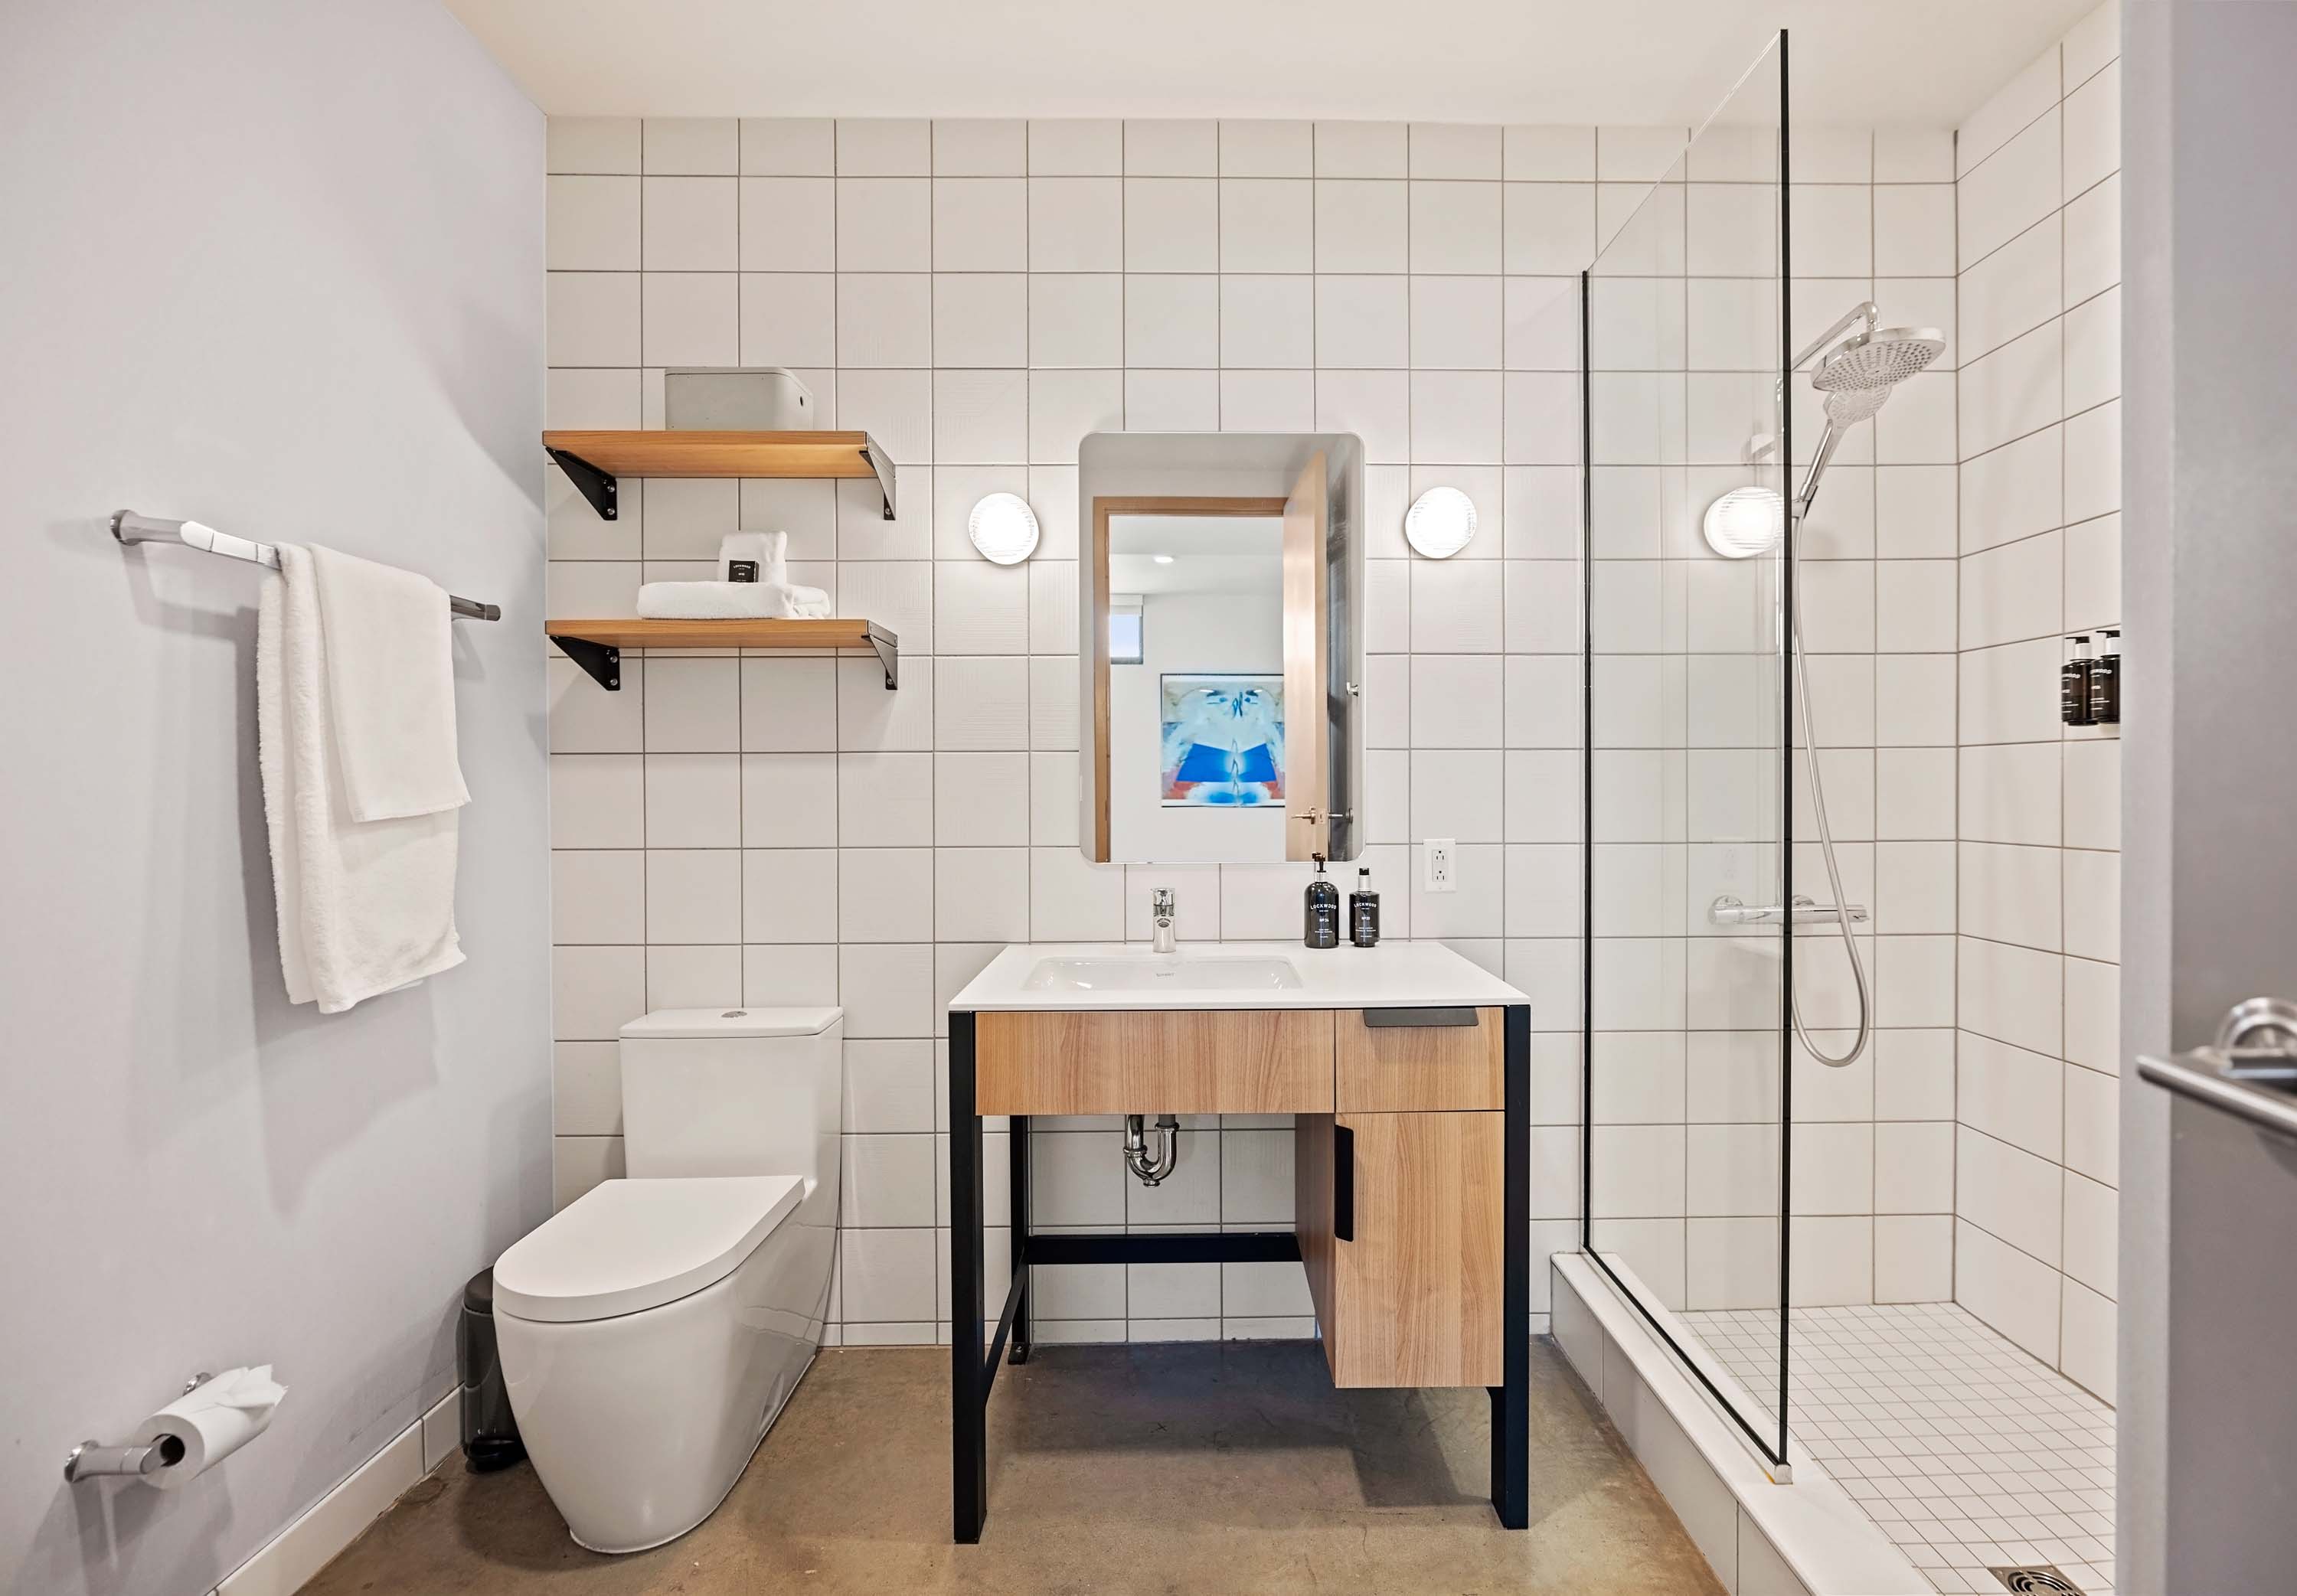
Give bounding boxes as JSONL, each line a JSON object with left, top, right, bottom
{"left": 306, "top": 545, "right": 469, "bottom": 822}
{"left": 781, "top": 582, "right": 832, "bottom": 618}
{"left": 720, "top": 530, "right": 787, "bottom": 586}
{"left": 637, "top": 580, "right": 780, "bottom": 619}
{"left": 258, "top": 547, "right": 463, "bottom": 1014}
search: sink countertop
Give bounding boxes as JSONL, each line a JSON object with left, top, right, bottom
{"left": 949, "top": 941, "right": 1529, "bottom": 1013}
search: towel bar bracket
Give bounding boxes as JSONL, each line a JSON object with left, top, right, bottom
{"left": 551, "top": 635, "right": 622, "bottom": 690}
{"left": 546, "top": 448, "right": 620, "bottom": 521}
{"left": 868, "top": 625, "right": 898, "bottom": 690}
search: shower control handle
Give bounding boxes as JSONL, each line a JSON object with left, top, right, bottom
{"left": 1707, "top": 894, "right": 1869, "bottom": 928}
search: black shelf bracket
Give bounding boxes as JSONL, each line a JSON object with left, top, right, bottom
{"left": 866, "top": 624, "right": 899, "bottom": 690}
{"left": 860, "top": 442, "right": 897, "bottom": 522}
{"left": 547, "top": 447, "right": 619, "bottom": 521}
{"left": 551, "top": 635, "right": 622, "bottom": 690}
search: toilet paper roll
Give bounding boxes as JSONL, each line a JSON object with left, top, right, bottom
{"left": 137, "top": 1366, "right": 286, "bottom": 1489}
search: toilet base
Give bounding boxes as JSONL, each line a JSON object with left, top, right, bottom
{"left": 498, "top": 1216, "right": 833, "bottom": 1555}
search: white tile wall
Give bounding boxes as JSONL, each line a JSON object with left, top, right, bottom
{"left": 545, "top": 115, "right": 1650, "bottom": 1344}
{"left": 1952, "top": 0, "right": 2121, "bottom": 1402}
{"left": 1584, "top": 117, "right": 1961, "bottom": 1317}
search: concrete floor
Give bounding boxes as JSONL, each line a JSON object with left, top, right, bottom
{"left": 302, "top": 1339, "right": 1724, "bottom": 1595}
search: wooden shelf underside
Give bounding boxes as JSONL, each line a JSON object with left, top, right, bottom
{"left": 547, "top": 617, "right": 890, "bottom": 650}
{"left": 541, "top": 430, "right": 884, "bottom": 481}
{"left": 546, "top": 616, "right": 900, "bottom": 690}
{"left": 542, "top": 429, "right": 898, "bottom": 523}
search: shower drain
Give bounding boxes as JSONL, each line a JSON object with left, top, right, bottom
{"left": 1988, "top": 1568, "right": 2087, "bottom": 1595}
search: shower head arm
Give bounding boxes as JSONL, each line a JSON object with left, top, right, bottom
{"left": 1792, "top": 421, "right": 1844, "bottom": 521}
{"left": 1788, "top": 300, "right": 1878, "bottom": 374}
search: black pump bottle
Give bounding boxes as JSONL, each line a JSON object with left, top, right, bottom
{"left": 1303, "top": 856, "right": 1340, "bottom": 948}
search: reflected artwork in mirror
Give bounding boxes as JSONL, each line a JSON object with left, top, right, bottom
{"left": 1159, "top": 674, "right": 1285, "bottom": 807}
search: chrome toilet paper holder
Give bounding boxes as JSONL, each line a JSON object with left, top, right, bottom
{"left": 64, "top": 1373, "right": 210, "bottom": 1483}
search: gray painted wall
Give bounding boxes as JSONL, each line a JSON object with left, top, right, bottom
{"left": 0, "top": 3, "right": 549, "bottom": 1591}
{"left": 2122, "top": 2, "right": 2297, "bottom": 1589}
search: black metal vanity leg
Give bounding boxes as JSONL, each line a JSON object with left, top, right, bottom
{"left": 1491, "top": 1002, "right": 1532, "bottom": 1529}
{"left": 1008, "top": 1113, "right": 1031, "bottom": 1364}
{"left": 950, "top": 1012, "right": 987, "bottom": 1544}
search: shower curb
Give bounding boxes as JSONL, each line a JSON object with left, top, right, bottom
{"left": 1550, "top": 1254, "right": 1930, "bottom": 1596}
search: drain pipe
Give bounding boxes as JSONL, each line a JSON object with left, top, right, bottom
{"left": 1123, "top": 1114, "right": 1180, "bottom": 1185}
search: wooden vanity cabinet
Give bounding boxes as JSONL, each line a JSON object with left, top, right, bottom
{"left": 971, "top": 1004, "right": 1507, "bottom": 1390}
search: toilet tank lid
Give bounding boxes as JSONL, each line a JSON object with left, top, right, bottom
{"left": 620, "top": 1006, "right": 841, "bottom": 1040}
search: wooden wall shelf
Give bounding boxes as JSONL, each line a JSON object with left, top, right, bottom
{"left": 547, "top": 617, "right": 899, "bottom": 691}
{"left": 543, "top": 430, "right": 897, "bottom": 522}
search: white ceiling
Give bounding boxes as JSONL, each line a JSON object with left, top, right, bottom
{"left": 449, "top": 0, "right": 2095, "bottom": 132}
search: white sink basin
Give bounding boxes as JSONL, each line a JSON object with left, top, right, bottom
{"left": 1021, "top": 953, "right": 1305, "bottom": 994}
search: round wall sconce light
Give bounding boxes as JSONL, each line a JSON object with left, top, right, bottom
{"left": 967, "top": 492, "right": 1040, "bottom": 565}
{"left": 1403, "top": 487, "right": 1478, "bottom": 559}
{"left": 1701, "top": 485, "right": 1785, "bottom": 560}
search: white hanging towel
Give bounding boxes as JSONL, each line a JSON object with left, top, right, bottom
{"left": 307, "top": 544, "right": 469, "bottom": 821}
{"left": 257, "top": 545, "right": 466, "bottom": 1013}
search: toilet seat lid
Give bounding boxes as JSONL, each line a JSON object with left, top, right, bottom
{"left": 493, "top": 1176, "right": 804, "bottom": 1323}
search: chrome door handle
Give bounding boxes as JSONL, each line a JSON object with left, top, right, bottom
{"left": 2139, "top": 996, "right": 2297, "bottom": 1139}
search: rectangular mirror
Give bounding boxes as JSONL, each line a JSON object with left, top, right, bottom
{"left": 1077, "top": 432, "right": 1363, "bottom": 864}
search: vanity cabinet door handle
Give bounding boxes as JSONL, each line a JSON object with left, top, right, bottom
{"left": 1334, "top": 1124, "right": 1354, "bottom": 1242}
{"left": 1361, "top": 1007, "right": 1478, "bottom": 1029}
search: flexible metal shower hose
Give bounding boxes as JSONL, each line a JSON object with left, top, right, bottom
{"left": 1786, "top": 559, "right": 1873, "bottom": 1069}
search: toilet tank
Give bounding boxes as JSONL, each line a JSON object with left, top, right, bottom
{"left": 619, "top": 1009, "right": 843, "bottom": 1203}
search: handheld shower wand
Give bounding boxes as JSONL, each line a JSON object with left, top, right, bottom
{"left": 1782, "top": 305, "right": 1945, "bottom": 1069}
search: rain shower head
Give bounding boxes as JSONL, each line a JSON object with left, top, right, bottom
{"left": 1811, "top": 325, "right": 1946, "bottom": 426}
{"left": 1791, "top": 316, "right": 1946, "bottom": 520}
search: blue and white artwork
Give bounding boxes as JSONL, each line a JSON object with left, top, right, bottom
{"left": 1159, "top": 674, "right": 1286, "bottom": 807}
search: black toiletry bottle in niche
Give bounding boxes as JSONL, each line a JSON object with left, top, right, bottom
{"left": 2061, "top": 635, "right": 2095, "bottom": 726}
{"left": 1304, "top": 857, "right": 1341, "bottom": 949}
{"left": 2087, "top": 629, "right": 2121, "bottom": 725}
{"left": 1349, "top": 867, "right": 1381, "bottom": 948}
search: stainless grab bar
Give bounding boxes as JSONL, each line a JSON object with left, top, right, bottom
{"left": 2139, "top": 1049, "right": 2297, "bottom": 1141}
{"left": 1707, "top": 894, "right": 1870, "bottom": 928}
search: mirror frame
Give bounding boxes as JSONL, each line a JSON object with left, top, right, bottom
{"left": 1087, "top": 494, "right": 1289, "bottom": 863}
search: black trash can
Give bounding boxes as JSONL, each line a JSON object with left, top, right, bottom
{"left": 458, "top": 1268, "right": 524, "bottom": 1471}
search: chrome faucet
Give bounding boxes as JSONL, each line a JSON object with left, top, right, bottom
{"left": 1151, "top": 888, "right": 1178, "bottom": 954}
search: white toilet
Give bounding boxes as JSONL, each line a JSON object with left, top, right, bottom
{"left": 492, "top": 1007, "right": 841, "bottom": 1553}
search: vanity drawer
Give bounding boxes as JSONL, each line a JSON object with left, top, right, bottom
{"left": 1335, "top": 1007, "right": 1504, "bottom": 1111}
{"left": 1296, "top": 1108, "right": 1503, "bottom": 1388}
{"left": 973, "top": 1010, "right": 1335, "bottom": 1115}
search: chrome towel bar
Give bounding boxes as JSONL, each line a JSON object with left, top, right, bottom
{"left": 112, "top": 511, "right": 501, "bottom": 621}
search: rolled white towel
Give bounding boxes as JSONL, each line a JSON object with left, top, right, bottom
{"left": 720, "top": 530, "right": 787, "bottom": 586}
{"left": 782, "top": 582, "right": 832, "bottom": 618}
{"left": 636, "top": 580, "right": 778, "bottom": 619}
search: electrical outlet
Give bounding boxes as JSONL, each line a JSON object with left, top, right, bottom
{"left": 1423, "top": 838, "right": 1457, "bottom": 893}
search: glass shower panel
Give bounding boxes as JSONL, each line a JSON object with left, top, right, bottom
{"left": 1580, "top": 34, "right": 1792, "bottom": 1468}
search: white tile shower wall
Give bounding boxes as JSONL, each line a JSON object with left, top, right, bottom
{"left": 1952, "top": 0, "right": 2122, "bottom": 1403}
{"left": 1583, "top": 122, "right": 1962, "bottom": 1316}
{"left": 544, "top": 116, "right": 1669, "bottom": 1344}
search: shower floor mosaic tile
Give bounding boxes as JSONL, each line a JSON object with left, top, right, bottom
{"left": 1678, "top": 1302, "right": 2116, "bottom": 1596}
